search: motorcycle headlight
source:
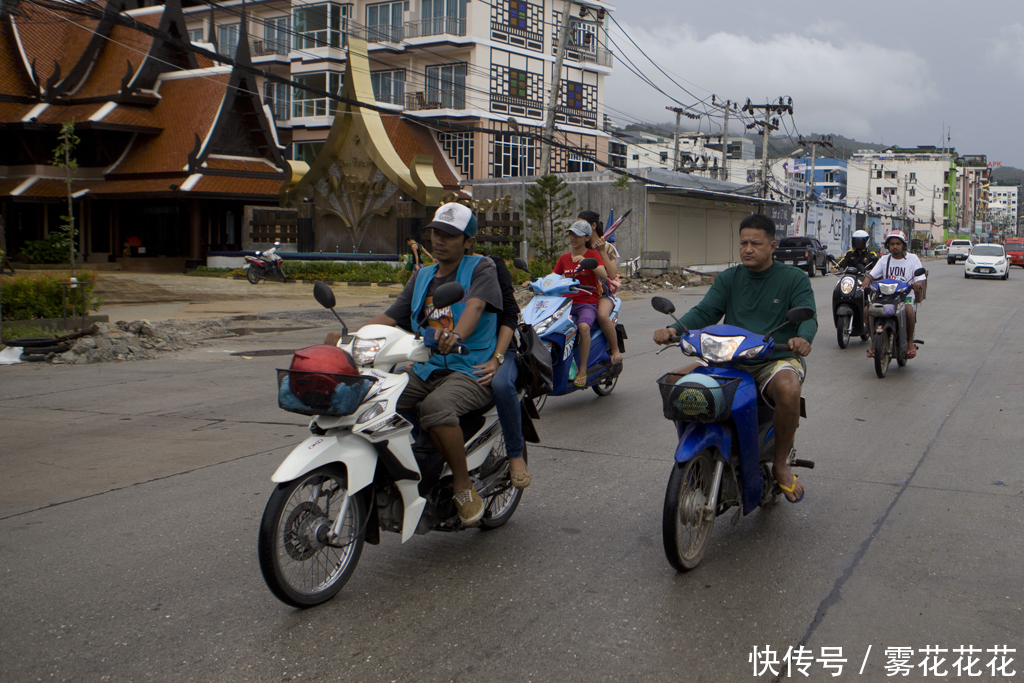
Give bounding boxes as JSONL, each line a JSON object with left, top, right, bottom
{"left": 878, "top": 282, "right": 898, "bottom": 296}
{"left": 356, "top": 401, "right": 387, "bottom": 424}
{"left": 352, "top": 338, "right": 385, "bottom": 366}
{"left": 534, "top": 304, "right": 568, "bottom": 336}
{"left": 839, "top": 277, "right": 855, "bottom": 295}
{"left": 737, "top": 344, "right": 766, "bottom": 359}
{"left": 680, "top": 338, "right": 697, "bottom": 355}
{"left": 700, "top": 334, "right": 745, "bottom": 363}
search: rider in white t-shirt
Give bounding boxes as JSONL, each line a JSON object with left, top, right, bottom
{"left": 861, "top": 230, "right": 927, "bottom": 358}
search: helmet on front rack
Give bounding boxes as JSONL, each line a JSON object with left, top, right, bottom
{"left": 287, "top": 345, "right": 359, "bottom": 408}
{"left": 851, "top": 230, "right": 870, "bottom": 250}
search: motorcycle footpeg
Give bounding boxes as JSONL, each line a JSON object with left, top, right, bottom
{"left": 913, "top": 339, "right": 925, "bottom": 345}
{"left": 791, "top": 459, "right": 815, "bottom": 469}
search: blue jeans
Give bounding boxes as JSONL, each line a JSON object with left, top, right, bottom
{"left": 492, "top": 352, "right": 525, "bottom": 459}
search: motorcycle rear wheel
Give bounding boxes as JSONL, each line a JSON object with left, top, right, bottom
{"left": 247, "top": 269, "right": 261, "bottom": 285}
{"left": 874, "top": 329, "right": 892, "bottom": 378}
{"left": 480, "top": 442, "right": 526, "bottom": 530}
{"left": 532, "top": 394, "right": 547, "bottom": 413}
{"left": 258, "top": 465, "right": 365, "bottom": 608}
{"left": 836, "top": 315, "right": 851, "bottom": 349}
{"left": 663, "top": 450, "right": 717, "bottom": 572}
{"left": 591, "top": 373, "right": 618, "bottom": 396}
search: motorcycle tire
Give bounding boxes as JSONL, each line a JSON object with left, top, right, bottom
{"left": 480, "top": 444, "right": 527, "bottom": 530}
{"left": 663, "top": 450, "right": 717, "bottom": 572}
{"left": 874, "top": 329, "right": 892, "bottom": 378}
{"left": 532, "top": 393, "right": 547, "bottom": 413}
{"left": 247, "top": 269, "right": 261, "bottom": 285}
{"left": 257, "top": 465, "right": 366, "bottom": 608}
{"left": 591, "top": 373, "right": 618, "bottom": 396}
{"left": 836, "top": 315, "right": 851, "bottom": 349}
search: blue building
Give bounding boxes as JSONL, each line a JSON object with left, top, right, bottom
{"left": 798, "top": 157, "right": 848, "bottom": 203}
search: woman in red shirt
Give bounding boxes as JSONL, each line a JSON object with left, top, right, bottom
{"left": 552, "top": 220, "right": 609, "bottom": 387}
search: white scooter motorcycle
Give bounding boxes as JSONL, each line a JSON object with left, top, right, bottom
{"left": 258, "top": 282, "right": 526, "bottom": 608}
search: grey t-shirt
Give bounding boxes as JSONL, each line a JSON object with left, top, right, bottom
{"left": 385, "top": 257, "right": 503, "bottom": 333}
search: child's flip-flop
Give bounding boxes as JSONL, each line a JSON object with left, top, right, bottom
{"left": 778, "top": 475, "right": 805, "bottom": 504}
{"left": 573, "top": 375, "right": 587, "bottom": 388}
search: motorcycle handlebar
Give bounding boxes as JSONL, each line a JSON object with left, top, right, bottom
{"left": 668, "top": 335, "right": 681, "bottom": 344}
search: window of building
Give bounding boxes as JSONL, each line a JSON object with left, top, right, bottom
{"left": 876, "top": 187, "right": 882, "bottom": 195}
{"left": 294, "top": 3, "right": 350, "bottom": 49}
{"left": 563, "top": 80, "right": 584, "bottom": 109}
{"left": 264, "top": 81, "right": 291, "bottom": 121}
{"left": 293, "top": 142, "right": 324, "bottom": 164}
{"left": 567, "top": 151, "right": 595, "bottom": 173}
{"left": 632, "top": 154, "right": 639, "bottom": 160}
{"left": 188, "top": 27, "right": 204, "bottom": 43}
{"left": 659, "top": 151, "right": 668, "bottom": 163}
{"left": 508, "top": 68, "right": 528, "bottom": 98}
{"left": 875, "top": 169, "right": 882, "bottom": 179}
{"left": 909, "top": 187, "right": 916, "bottom": 197}
{"left": 366, "top": 1, "right": 405, "bottom": 42}
{"left": 370, "top": 69, "right": 405, "bottom": 105}
{"left": 508, "top": 0, "right": 528, "bottom": 28}
{"left": 438, "top": 131, "right": 474, "bottom": 177}
{"left": 493, "top": 134, "right": 536, "bottom": 177}
{"left": 217, "top": 23, "right": 239, "bottom": 56}
{"left": 292, "top": 72, "right": 343, "bottom": 117}
{"left": 570, "top": 19, "right": 598, "bottom": 53}
{"left": 421, "top": 0, "right": 466, "bottom": 36}
{"left": 263, "top": 15, "right": 291, "bottom": 55}
{"left": 824, "top": 170, "right": 838, "bottom": 183}
{"left": 885, "top": 171, "right": 896, "bottom": 179}
{"left": 425, "top": 63, "right": 466, "bottom": 109}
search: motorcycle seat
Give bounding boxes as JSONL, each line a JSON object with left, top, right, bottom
{"left": 459, "top": 400, "right": 496, "bottom": 442}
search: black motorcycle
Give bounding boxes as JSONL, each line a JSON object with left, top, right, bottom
{"left": 832, "top": 263, "right": 873, "bottom": 348}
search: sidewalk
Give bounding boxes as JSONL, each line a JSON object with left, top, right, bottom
{"left": 93, "top": 272, "right": 400, "bottom": 322}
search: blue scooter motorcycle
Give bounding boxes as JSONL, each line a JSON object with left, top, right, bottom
{"left": 514, "top": 258, "right": 625, "bottom": 411}
{"left": 651, "top": 296, "right": 816, "bottom": 572}
{"left": 866, "top": 267, "right": 926, "bottom": 378}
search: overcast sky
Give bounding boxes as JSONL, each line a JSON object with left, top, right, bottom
{"left": 606, "top": 0, "right": 1024, "bottom": 167}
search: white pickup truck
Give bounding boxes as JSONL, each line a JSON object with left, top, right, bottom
{"left": 947, "top": 239, "right": 973, "bottom": 264}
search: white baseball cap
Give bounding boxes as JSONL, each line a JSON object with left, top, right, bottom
{"left": 427, "top": 203, "right": 479, "bottom": 237}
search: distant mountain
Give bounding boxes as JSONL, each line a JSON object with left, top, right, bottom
{"left": 991, "top": 166, "right": 1024, "bottom": 182}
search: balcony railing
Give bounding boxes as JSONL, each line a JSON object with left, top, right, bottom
{"left": 569, "top": 45, "right": 613, "bottom": 68}
{"left": 406, "top": 16, "right": 467, "bottom": 39}
{"left": 405, "top": 87, "right": 466, "bottom": 111}
{"left": 251, "top": 38, "right": 289, "bottom": 57}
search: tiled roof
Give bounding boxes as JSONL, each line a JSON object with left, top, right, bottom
{"left": 380, "top": 115, "right": 461, "bottom": 188}
{"left": 0, "top": 101, "right": 34, "bottom": 122}
{"left": 36, "top": 103, "right": 103, "bottom": 125}
{"left": 9, "top": 178, "right": 104, "bottom": 198}
{"left": 191, "top": 175, "right": 283, "bottom": 196}
{"left": 87, "top": 177, "right": 189, "bottom": 195}
{"left": 10, "top": 3, "right": 100, "bottom": 90}
{"left": 0, "top": 22, "right": 35, "bottom": 98}
{"left": 96, "top": 104, "right": 161, "bottom": 129}
{"left": 0, "top": 178, "right": 27, "bottom": 196}
{"left": 203, "top": 157, "right": 282, "bottom": 173}
{"left": 73, "top": 19, "right": 162, "bottom": 99}
{"left": 110, "top": 74, "right": 229, "bottom": 175}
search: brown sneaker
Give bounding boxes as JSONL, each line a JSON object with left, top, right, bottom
{"left": 453, "top": 486, "right": 484, "bottom": 525}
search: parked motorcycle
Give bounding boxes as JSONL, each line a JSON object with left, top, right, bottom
{"left": 831, "top": 263, "right": 872, "bottom": 349}
{"left": 866, "top": 267, "right": 927, "bottom": 378}
{"left": 513, "top": 257, "right": 625, "bottom": 411}
{"left": 244, "top": 241, "right": 286, "bottom": 284}
{"left": 650, "top": 296, "right": 816, "bottom": 571}
{"left": 257, "top": 282, "right": 528, "bottom": 607}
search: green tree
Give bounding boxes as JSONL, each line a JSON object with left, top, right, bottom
{"left": 51, "top": 120, "right": 80, "bottom": 278}
{"left": 525, "top": 174, "right": 576, "bottom": 266}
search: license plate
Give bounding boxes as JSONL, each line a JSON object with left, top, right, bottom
{"left": 979, "top": 267, "right": 993, "bottom": 273}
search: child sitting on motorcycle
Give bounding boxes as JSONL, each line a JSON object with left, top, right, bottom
{"left": 552, "top": 220, "right": 609, "bottom": 387}
{"left": 579, "top": 211, "right": 622, "bottom": 366}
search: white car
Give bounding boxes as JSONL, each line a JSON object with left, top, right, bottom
{"left": 964, "top": 244, "right": 1009, "bottom": 280}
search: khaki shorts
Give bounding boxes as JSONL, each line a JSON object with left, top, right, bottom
{"left": 396, "top": 369, "right": 493, "bottom": 429}
{"left": 745, "top": 358, "right": 806, "bottom": 407}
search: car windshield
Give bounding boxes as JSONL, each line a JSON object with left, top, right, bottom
{"left": 972, "top": 246, "right": 1004, "bottom": 257}
{"left": 1005, "top": 243, "right": 1024, "bottom": 251}
{"left": 779, "top": 238, "right": 810, "bottom": 247}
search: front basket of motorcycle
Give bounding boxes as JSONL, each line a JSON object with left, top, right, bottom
{"left": 657, "top": 373, "right": 741, "bottom": 423}
{"left": 277, "top": 369, "right": 376, "bottom": 417}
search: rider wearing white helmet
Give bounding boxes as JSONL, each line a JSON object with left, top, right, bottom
{"left": 834, "top": 230, "right": 878, "bottom": 271}
{"left": 861, "top": 230, "right": 927, "bottom": 359}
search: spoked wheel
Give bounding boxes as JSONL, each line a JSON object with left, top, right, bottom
{"left": 257, "top": 466, "right": 365, "bottom": 608}
{"left": 663, "top": 450, "right": 718, "bottom": 572}
{"left": 836, "top": 315, "right": 851, "bottom": 349}
{"left": 532, "top": 394, "right": 547, "bottom": 413}
{"left": 759, "top": 463, "right": 781, "bottom": 508}
{"left": 479, "top": 440, "right": 526, "bottom": 530}
{"left": 874, "top": 328, "right": 892, "bottom": 378}
{"left": 246, "top": 269, "right": 261, "bottom": 285}
{"left": 591, "top": 372, "right": 618, "bottom": 396}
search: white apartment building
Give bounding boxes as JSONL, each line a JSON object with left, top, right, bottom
{"left": 183, "top": 0, "right": 615, "bottom": 182}
{"left": 618, "top": 133, "right": 723, "bottom": 173}
{"left": 988, "top": 183, "right": 1020, "bottom": 232}
{"left": 847, "top": 148, "right": 956, "bottom": 240}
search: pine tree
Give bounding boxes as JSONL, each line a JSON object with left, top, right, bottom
{"left": 525, "top": 174, "right": 576, "bottom": 266}
{"left": 52, "top": 121, "right": 80, "bottom": 278}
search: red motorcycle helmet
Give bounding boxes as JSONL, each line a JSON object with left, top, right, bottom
{"left": 287, "top": 345, "right": 359, "bottom": 408}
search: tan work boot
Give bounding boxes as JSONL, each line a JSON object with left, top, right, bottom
{"left": 453, "top": 486, "right": 484, "bottom": 525}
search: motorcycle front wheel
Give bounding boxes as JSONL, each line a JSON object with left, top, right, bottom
{"left": 591, "top": 373, "right": 618, "bottom": 396}
{"left": 836, "top": 315, "right": 851, "bottom": 349}
{"left": 663, "top": 450, "right": 717, "bottom": 572}
{"left": 874, "top": 329, "right": 892, "bottom": 378}
{"left": 258, "top": 466, "right": 366, "bottom": 608}
{"left": 246, "top": 268, "right": 261, "bottom": 285}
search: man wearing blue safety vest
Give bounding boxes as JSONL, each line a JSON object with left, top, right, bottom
{"left": 360, "top": 203, "right": 503, "bottom": 525}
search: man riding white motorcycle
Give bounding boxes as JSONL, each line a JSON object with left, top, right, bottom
{"left": 353, "top": 203, "right": 503, "bottom": 525}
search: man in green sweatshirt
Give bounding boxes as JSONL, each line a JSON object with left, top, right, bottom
{"left": 653, "top": 213, "right": 817, "bottom": 502}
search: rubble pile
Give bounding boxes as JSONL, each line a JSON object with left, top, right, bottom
{"left": 53, "top": 320, "right": 235, "bottom": 364}
{"left": 619, "top": 271, "right": 716, "bottom": 293}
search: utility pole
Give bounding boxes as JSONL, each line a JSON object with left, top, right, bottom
{"left": 540, "top": 0, "right": 573, "bottom": 176}
{"left": 709, "top": 96, "right": 737, "bottom": 181}
{"left": 665, "top": 105, "right": 699, "bottom": 172}
{"left": 743, "top": 97, "right": 793, "bottom": 199}
{"left": 797, "top": 136, "right": 833, "bottom": 203}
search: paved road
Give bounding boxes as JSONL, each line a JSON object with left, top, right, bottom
{"left": 1, "top": 263, "right": 1021, "bottom": 682}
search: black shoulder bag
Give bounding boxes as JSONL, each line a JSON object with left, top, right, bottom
{"left": 514, "top": 323, "right": 553, "bottom": 398}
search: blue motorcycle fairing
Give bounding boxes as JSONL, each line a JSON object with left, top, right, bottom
{"left": 868, "top": 278, "right": 913, "bottom": 295}
{"left": 679, "top": 323, "right": 776, "bottom": 364}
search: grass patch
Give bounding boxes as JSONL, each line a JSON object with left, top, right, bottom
{"left": 1, "top": 321, "right": 60, "bottom": 345}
